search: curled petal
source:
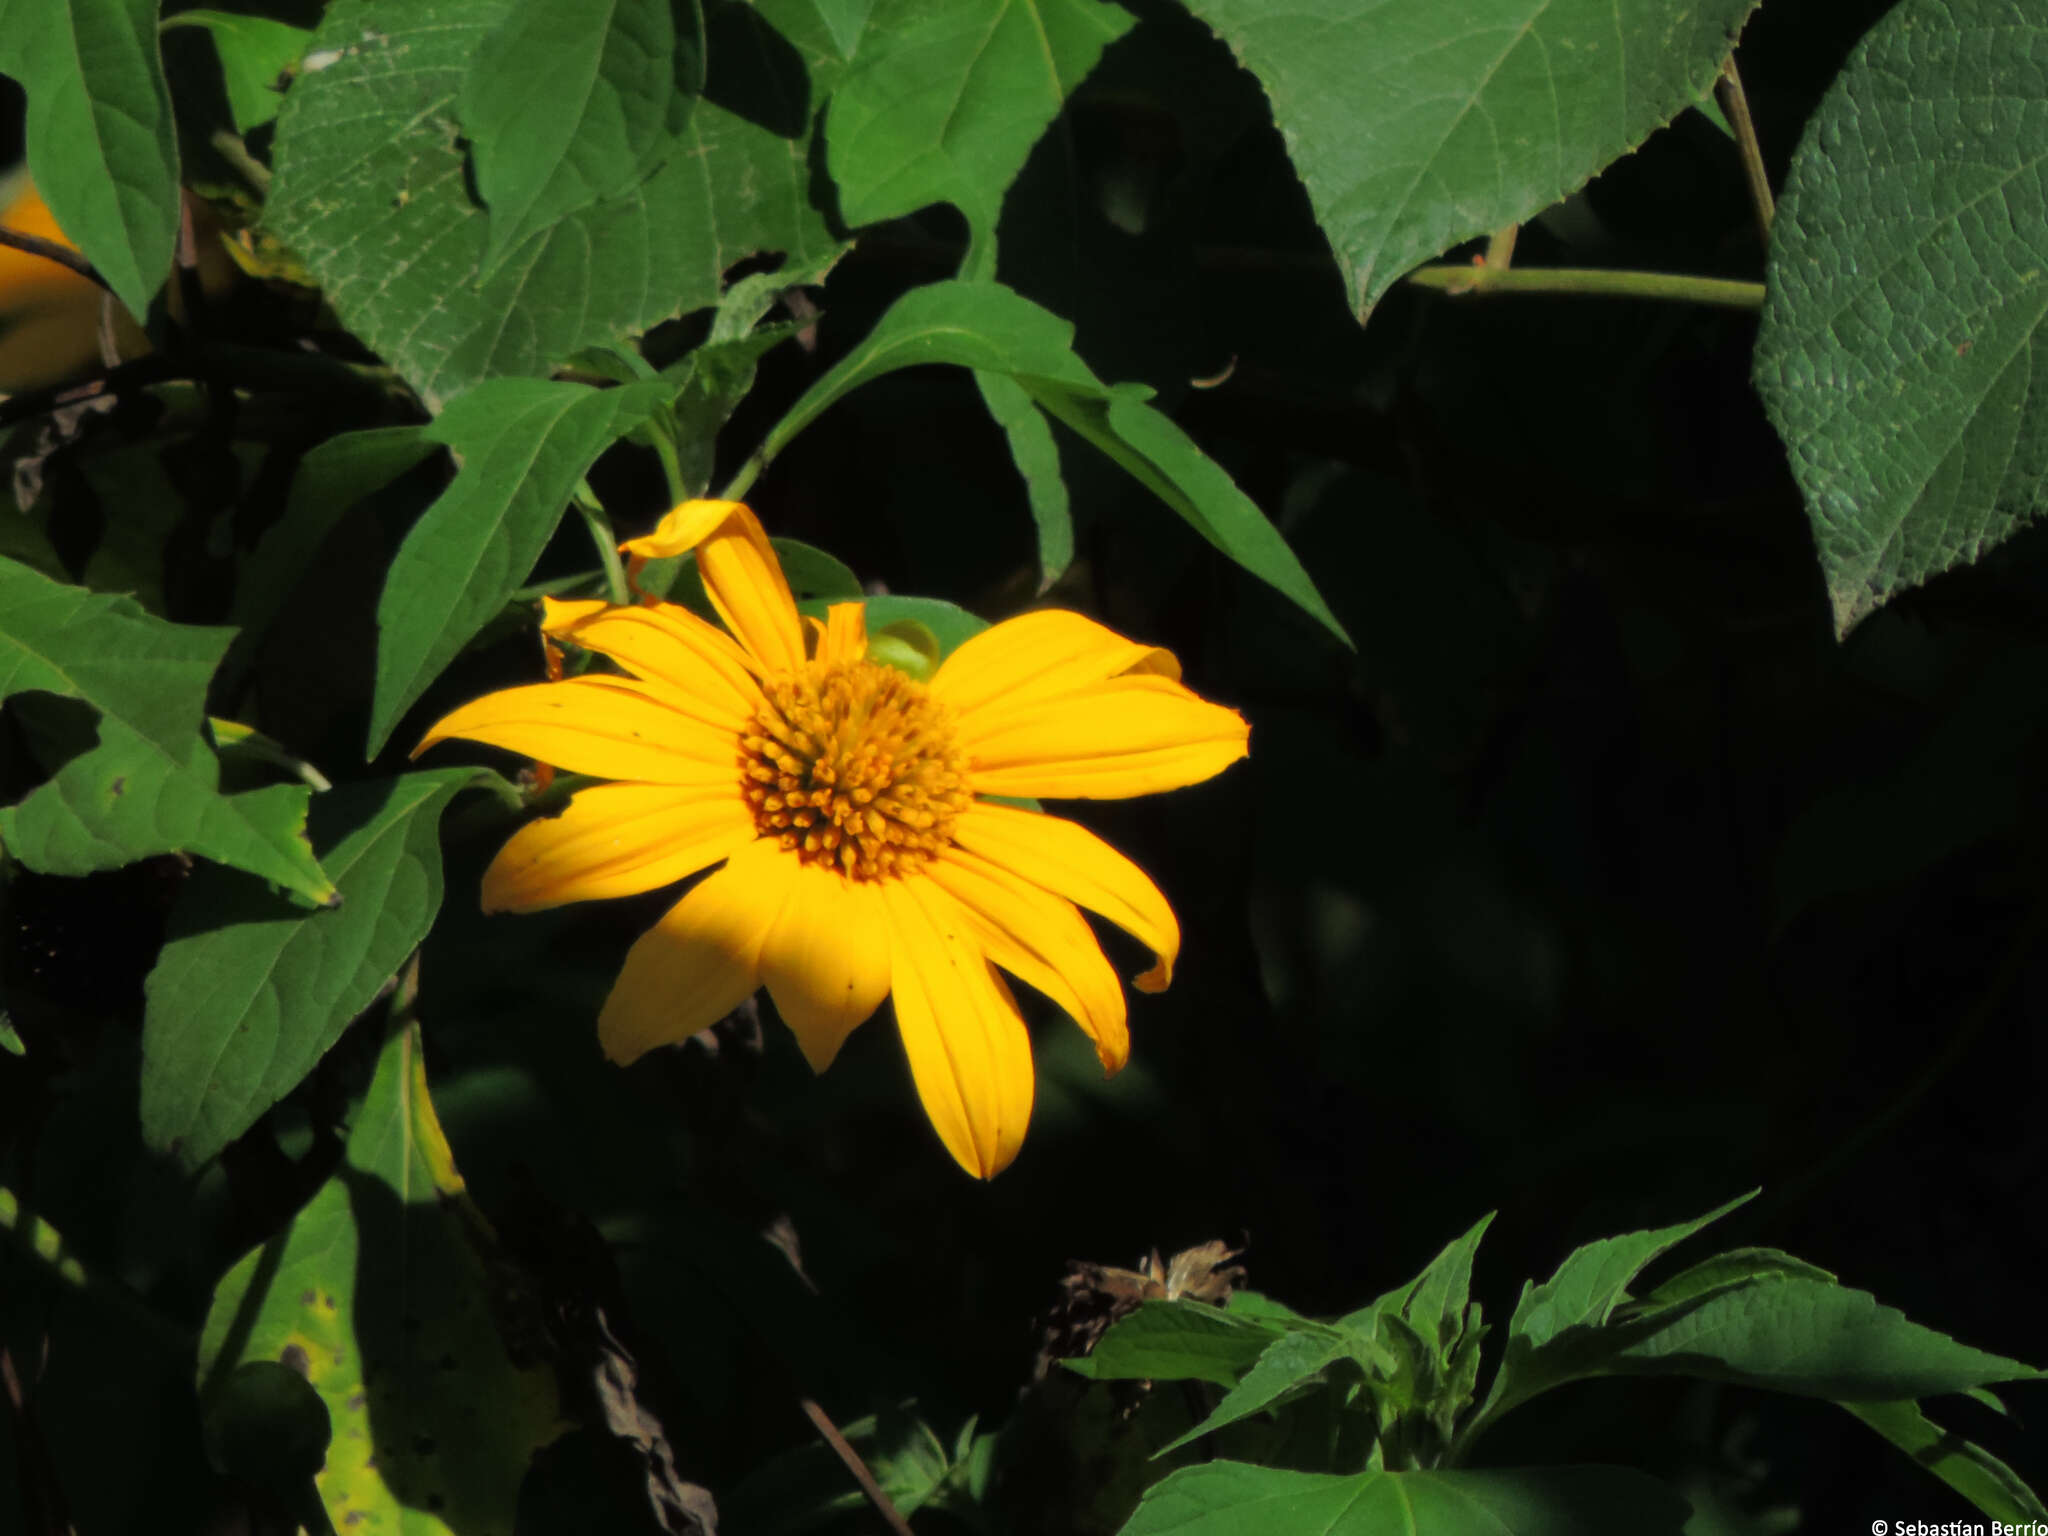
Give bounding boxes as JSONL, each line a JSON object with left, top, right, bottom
{"left": 415, "top": 675, "right": 742, "bottom": 783}
{"left": 621, "top": 499, "right": 804, "bottom": 675}
{"left": 819, "top": 602, "right": 868, "bottom": 666}
{"left": 963, "top": 674, "right": 1249, "bottom": 799}
{"left": 481, "top": 782, "right": 755, "bottom": 913}
{"left": 541, "top": 597, "right": 762, "bottom": 720}
{"left": 925, "top": 845, "right": 1128, "bottom": 1072}
{"left": 597, "top": 839, "right": 794, "bottom": 1063}
{"left": 758, "top": 862, "right": 892, "bottom": 1071}
{"left": 950, "top": 801, "right": 1181, "bottom": 990}
{"left": 931, "top": 609, "right": 1179, "bottom": 725}
{"left": 882, "top": 877, "right": 1034, "bottom": 1179}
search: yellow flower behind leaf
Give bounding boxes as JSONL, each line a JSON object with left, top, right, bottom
{"left": 417, "top": 500, "right": 1248, "bottom": 1177}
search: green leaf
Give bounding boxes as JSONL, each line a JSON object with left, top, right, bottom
{"left": 1840, "top": 1399, "right": 2048, "bottom": 1525}
{"left": 1174, "top": 0, "right": 1755, "bottom": 321}
{"left": 801, "top": 594, "right": 990, "bottom": 661}
{"left": 0, "top": 557, "right": 333, "bottom": 904}
{"left": 198, "top": 1023, "right": 563, "bottom": 1535}
{"left": 1637, "top": 1247, "right": 1836, "bottom": 1309}
{"left": 140, "top": 769, "right": 489, "bottom": 1172}
{"left": 1753, "top": 0, "right": 2048, "bottom": 634}
{"left": 1065, "top": 1299, "right": 1283, "bottom": 1388}
{"left": 826, "top": 0, "right": 1134, "bottom": 271}
{"left": 978, "top": 370, "right": 1073, "bottom": 590}
{"left": 1395, "top": 1211, "right": 1494, "bottom": 1356}
{"left": 265, "top": 0, "right": 836, "bottom": 410}
{"left": 0, "top": 0, "right": 181, "bottom": 319}
{"left": 459, "top": 0, "right": 702, "bottom": 278}
{"left": 1607, "top": 1276, "right": 2045, "bottom": 1400}
{"left": 1155, "top": 1328, "right": 1350, "bottom": 1457}
{"left": 1121, "top": 1461, "right": 1691, "bottom": 1536}
{"left": 223, "top": 427, "right": 439, "bottom": 687}
{"left": 1508, "top": 1193, "right": 1753, "bottom": 1351}
{"left": 368, "top": 377, "right": 676, "bottom": 756}
{"left": 160, "top": 10, "right": 311, "bottom": 135}
{"left": 757, "top": 279, "right": 1345, "bottom": 641}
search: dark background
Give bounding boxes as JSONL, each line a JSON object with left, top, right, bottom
{"left": 4, "top": 0, "right": 2043, "bottom": 1530}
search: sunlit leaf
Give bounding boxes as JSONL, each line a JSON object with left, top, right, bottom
{"left": 160, "top": 10, "right": 311, "bottom": 134}
{"left": 1174, "top": 0, "right": 1755, "bottom": 320}
{"left": 141, "top": 769, "right": 493, "bottom": 1171}
{"left": 1608, "top": 1276, "right": 2045, "bottom": 1400}
{"left": 197, "top": 1023, "right": 565, "bottom": 1535}
{"left": 0, "top": 0, "right": 181, "bottom": 318}
{"left": 1754, "top": 0, "right": 2048, "bottom": 633}
{"left": 459, "top": 0, "right": 702, "bottom": 277}
{"left": 368, "top": 376, "right": 678, "bottom": 756}
{"left": 0, "top": 556, "right": 333, "bottom": 904}
{"left": 757, "top": 279, "right": 1346, "bottom": 641}
{"left": 1065, "top": 1300, "right": 1282, "bottom": 1388}
{"left": 826, "top": 0, "right": 1134, "bottom": 271}
{"left": 266, "top": 0, "right": 835, "bottom": 409}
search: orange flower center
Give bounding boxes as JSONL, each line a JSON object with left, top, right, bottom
{"left": 739, "top": 660, "right": 971, "bottom": 881}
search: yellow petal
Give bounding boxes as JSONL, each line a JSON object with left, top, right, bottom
{"left": 931, "top": 609, "right": 1179, "bottom": 723}
{"left": 415, "top": 675, "right": 743, "bottom": 783}
{"left": 541, "top": 597, "right": 762, "bottom": 720}
{"left": 481, "top": 782, "right": 756, "bottom": 913}
{"left": 881, "top": 877, "right": 1035, "bottom": 1178}
{"left": 963, "top": 674, "right": 1249, "bottom": 799}
{"left": 757, "top": 861, "right": 892, "bottom": 1071}
{"left": 617, "top": 498, "right": 751, "bottom": 559}
{"left": 925, "top": 845, "right": 1128, "bottom": 1072}
{"left": 820, "top": 602, "right": 868, "bottom": 666}
{"left": 950, "top": 800, "right": 1181, "bottom": 990}
{"left": 620, "top": 500, "right": 804, "bottom": 675}
{"left": 597, "top": 838, "right": 794, "bottom": 1064}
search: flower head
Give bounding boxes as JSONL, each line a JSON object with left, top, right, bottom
{"left": 418, "top": 500, "right": 1248, "bottom": 1176}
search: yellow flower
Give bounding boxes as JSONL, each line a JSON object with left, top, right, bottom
{"left": 417, "top": 500, "right": 1248, "bottom": 1176}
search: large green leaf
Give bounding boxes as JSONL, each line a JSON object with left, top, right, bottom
{"left": 459, "top": 0, "right": 702, "bottom": 277}
{"left": 1174, "top": 0, "right": 1755, "bottom": 321}
{"left": 826, "top": 0, "right": 1134, "bottom": 271}
{"left": 1841, "top": 1399, "right": 2048, "bottom": 1525}
{"left": 140, "top": 769, "right": 490, "bottom": 1172}
{"left": 368, "top": 376, "right": 676, "bottom": 756}
{"left": 198, "top": 1022, "right": 564, "bottom": 1535}
{"left": 265, "top": 0, "right": 836, "bottom": 409}
{"left": 1121, "top": 1462, "right": 1690, "bottom": 1536}
{"left": 0, "top": 0, "right": 181, "bottom": 319}
{"left": 1607, "top": 1276, "right": 2044, "bottom": 1400}
{"left": 0, "top": 556, "right": 333, "bottom": 904}
{"left": 1753, "top": 0, "right": 2048, "bottom": 634}
{"left": 757, "top": 279, "right": 1346, "bottom": 640}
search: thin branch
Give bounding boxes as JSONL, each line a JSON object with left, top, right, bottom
{"left": 798, "top": 1395, "right": 917, "bottom": 1536}
{"left": 1715, "top": 55, "right": 1775, "bottom": 245}
{"left": 1405, "top": 264, "right": 1764, "bottom": 310}
{"left": 0, "top": 227, "right": 111, "bottom": 293}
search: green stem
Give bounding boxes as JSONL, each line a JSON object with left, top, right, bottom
{"left": 717, "top": 452, "right": 765, "bottom": 506}
{"left": 650, "top": 424, "right": 688, "bottom": 506}
{"left": 573, "top": 482, "right": 630, "bottom": 606}
{"left": 1404, "top": 265, "right": 1764, "bottom": 310}
{"left": 1715, "top": 56, "right": 1775, "bottom": 245}
{"left": 511, "top": 570, "right": 605, "bottom": 603}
